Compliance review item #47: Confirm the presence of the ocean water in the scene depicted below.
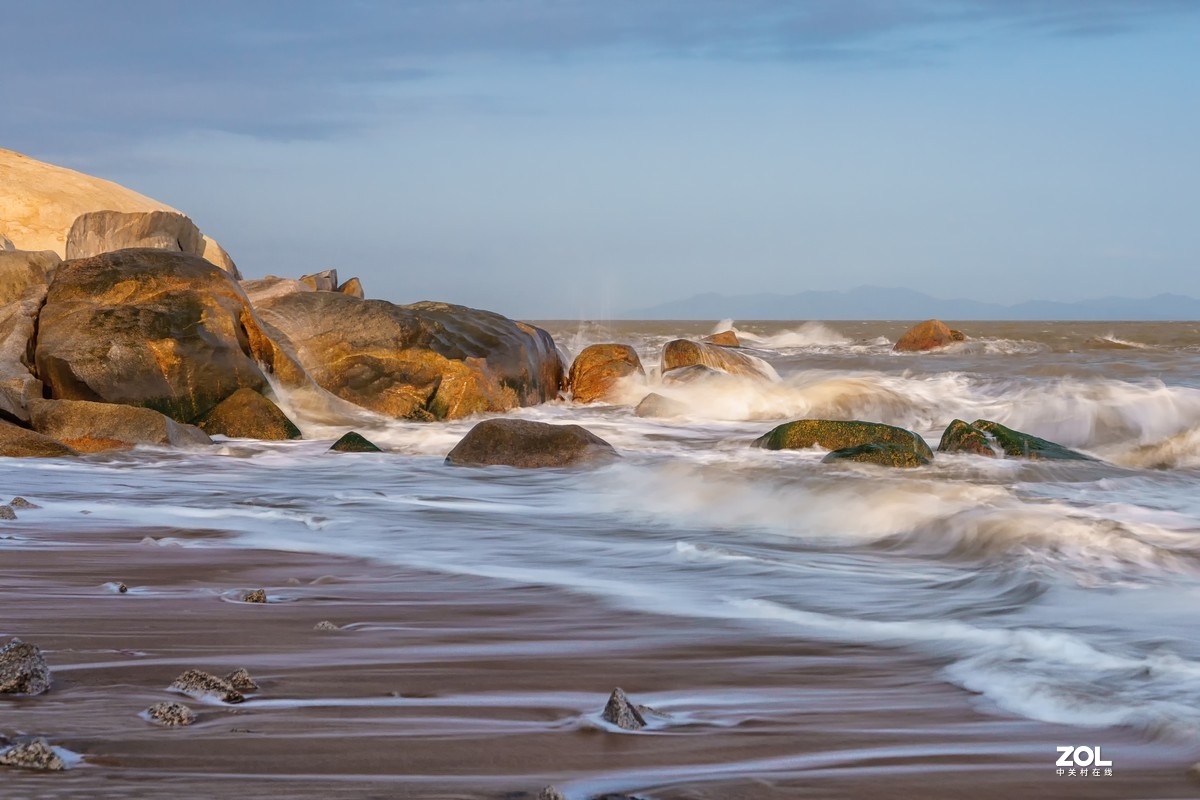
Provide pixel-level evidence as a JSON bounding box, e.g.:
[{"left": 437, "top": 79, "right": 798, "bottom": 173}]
[{"left": 8, "top": 319, "right": 1200, "bottom": 763}]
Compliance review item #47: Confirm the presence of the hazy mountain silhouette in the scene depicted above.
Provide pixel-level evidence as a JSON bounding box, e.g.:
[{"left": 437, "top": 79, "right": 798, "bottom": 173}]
[{"left": 624, "top": 286, "right": 1200, "bottom": 320}]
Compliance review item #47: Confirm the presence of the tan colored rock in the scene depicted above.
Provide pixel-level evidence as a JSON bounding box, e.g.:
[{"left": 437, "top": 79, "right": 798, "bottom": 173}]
[
  {"left": 241, "top": 277, "right": 314, "bottom": 306},
  {"left": 337, "top": 276, "right": 364, "bottom": 299},
  {"left": 568, "top": 344, "right": 644, "bottom": 404},
  {"left": 300, "top": 269, "right": 338, "bottom": 291},
  {"left": 195, "top": 388, "right": 301, "bottom": 440},
  {"left": 29, "top": 398, "right": 211, "bottom": 452},
  {"left": 701, "top": 330, "right": 740, "bottom": 347},
  {"left": 201, "top": 235, "right": 241, "bottom": 279},
  {"left": 0, "top": 234, "right": 14, "bottom": 251},
  {"left": 65, "top": 210, "right": 203, "bottom": 261},
  {"left": 634, "top": 392, "right": 687, "bottom": 419},
  {"left": 253, "top": 292, "right": 564, "bottom": 421},
  {"left": 893, "top": 319, "right": 964, "bottom": 352},
  {"left": 0, "top": 419, "right": 77, "bottom": 458},
  {"left": 0, "top": 283, "right": 47, "bottom": 423},
  {"left": 0, "top": 249, "right": 59, "bottom": 305},
  {"left": 660, "top": 339, "right": 776, "bottom": 381},
  {"left": 34, "top": 249, "right": 278, "bottom": 422}
]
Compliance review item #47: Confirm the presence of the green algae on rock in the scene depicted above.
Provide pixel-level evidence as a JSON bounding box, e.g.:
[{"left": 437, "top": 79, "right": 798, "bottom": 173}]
[
  {"left": 196, "top": 388, "right": 301, "bottom": 441},
  {"left": 753, "top": 419, "right": 933, "bottom": 460},
  {"left": 969, "top": 419, "right": 1095, "bottom": 461},
  {"left": 822, "top": 442, "right": 932, "bottom": 468},
  {"left": 937, "top": 419, "right": 998, "bottom": 457},
  {"left": 329, "top": 431, "right": 383, "bottom": 452}
]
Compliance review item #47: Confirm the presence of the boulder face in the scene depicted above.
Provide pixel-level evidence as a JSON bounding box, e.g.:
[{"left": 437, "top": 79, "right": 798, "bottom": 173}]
[
  {"left": 968, "top": 419, "right": 1094, "bottom": 461},
  {"left": 34, "top": 249, "right": 274, "bottom": 422},
  {"left": 65, "top": 210, "right": 203, "bottom": 261},
  {"left": 29, "top": 398, "right": 212, "bottom": 452},
  {"left": 568, "top": 344, "right": 644, "bottom": 404},
  {"left": 445, "top": 418, "right": 617, "bottom": 468},
  {"left": 337, "top": 277, "right": 364, "bottom": 299},
  {"left": 701, "top": 330, "right": 740, "bottom": 347},
  {"left": 0, "top": 249, "right": 59, "bottom": 305},
  {"left": 634, "top": 392, "right": 687, "bottom": 419},
  {"left": 300, "top": 269, "right": 338, "bottom": 291},
  {"left": 661, "top": 339, "right": 776, "bottom": 381},
  {"left": 893, "top": 319, "right": 965, "bottom": 352},
  {"left": 200, "top": 235, "right": 242, "bottom": 279},
  {"left": 822, "top": 442, "right": 931, "bottom": 468},
  {"left": 0, "top": 638, "right": 52, "bottom": 695},
  {"left": 0, "top": 419, "right": 77, "bottom": 458},
  {"left": 754, "top": 419, "right": 934, "bottom": 460},
  {"left": 253, "top": 292, "right": 564, "bottom": 421},
  {"left": 937, "top": 419, "right": 997, "bottom": 457},
  {"left": 0, "top": 284, "right": 47, "bottom": 424},
  {"left": 195, "top": 388, "right": 301, "bottom": 441}
]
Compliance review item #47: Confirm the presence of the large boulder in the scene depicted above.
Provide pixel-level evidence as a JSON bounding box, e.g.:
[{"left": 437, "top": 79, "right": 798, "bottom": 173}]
[
  {"left": 29, "top": 398, "right": 211, "bottom": 452},
  {"left": 0, "top": 638, "right": 52, "bottom": 695},
  {"left": 300, "top": 269, "right": 338, "bottom": 291},
  {"left": 937, "top": 419, "right": 997, "bottom": 457},
  {"left": 0, "top": 287, "right": 48, "bottom": 424},
  {"left": 568, "top": 344, "right": 644, "bottom": 404},
  {"left": 893, "top": 319, "right": 965, "bottom": 352},
  {"left": 337, "top": 277, "right": 364, "bottom": 299},
  {"left": 34, "top": 249, "right": 277, "bottom": 422},
  {"left": 966, "top": 419, "right": 1094, "bottom": 461},
  {"left": 240, "top": 277, "right": 314, "bottom": 306},
  {"left": 634, "top": 392, "right": 687, "bottom": 419},
  {"left": 0, "top": 420, "right": 77, "bottom": 458},
  {"left": 65, "top": 210, "right": 203, "bottom": 261},
  {"left": 754, "top": 419, "right": 933, "bottom": 460},
  {"left": 822, "top": 442, "right": 931, "bottom": 468},
  {"left": 445, "top": 418, "right": 617, "bottom": 468},
  {"left": 253, "top": 292, "right": 564, "bottom": 421},
  {"left": 661, "top": 339, "right": 776, "bottom": 381},
  {"left": 200, "top": 235, "right": 242, "bottom": 279},
  {"left": 701, "top": 330, "right": 740, "bottom": 347},
  {"left": 195, "top": 388, "right": 301, "bottom": 440},
  {"left": 0, "top": 249, "right": 59, "bottom": 305}
]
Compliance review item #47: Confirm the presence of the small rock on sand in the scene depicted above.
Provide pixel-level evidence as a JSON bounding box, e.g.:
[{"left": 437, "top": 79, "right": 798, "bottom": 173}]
[
  {"left": 9, "top": 497, "right": 39, "bottom": 509},
  {"left": 313, "top": 620, "right": 340, "bottom": 631},
  {"left": 242, "top": 589, "right": 267, "bottom": 603},
  {"left": 0, "top": 506, "right": 15, "bottom": 520},
  {"left": 0, "top": 638, "right": 52, "bottom": 695},
  {"left": 537, "top": 787, "right": 566, "bottom": 800},
  {"left": 224, "top": 668, "right": 258, "bottom": 691},
  {"left": 145, "top": 701, "right": 196, "bottom": 727},
  {"left": 0, "top": 738, "right": 66, "bottom": 771},
  {"left": 601, "top": 687, "right": 646, "bottom": 730},
  {"left": 169, "top": 669, "right": 244, "bottom": 704}
]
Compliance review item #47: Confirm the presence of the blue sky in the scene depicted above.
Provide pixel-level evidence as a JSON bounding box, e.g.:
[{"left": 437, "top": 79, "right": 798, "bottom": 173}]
[{"left": 4, "top": 1, "right": 1198, "bottom": 318}]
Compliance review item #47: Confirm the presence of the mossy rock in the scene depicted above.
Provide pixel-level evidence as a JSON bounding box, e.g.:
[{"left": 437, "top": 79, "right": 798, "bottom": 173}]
[
  {"left": 969, "top": 419, "right": 1094, "bottom": 461},
  {"left": 196, "top": 388, "right": 301, "bottom": 440},
  {"left": 329, "top": 431, "right": 382, "bottom": 452},
  {"left": 822, "top": 443, "right": 931, "bottom": 468},
  {"left": 937, "top": 419, "right": 997, "bottom": 457},
  {"left": 753, "top": 419, "right": 933, "bottom": 460}
]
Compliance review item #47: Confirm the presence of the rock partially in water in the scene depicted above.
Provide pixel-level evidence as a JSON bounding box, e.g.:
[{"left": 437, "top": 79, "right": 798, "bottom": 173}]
[
  {"left": 970, "top": 419, "right": 1095, "bottom": 461},
  {"left": 242, "top": 589, "right": 267, "bottom": 604},
  {"left": 446, "top": 419, "right": 618, "bottom": 469},
  {"left": 937, "top": 419, "right": 997, "bottom": 457},
  {"left": 568, "top": 344, "right": 644, "bottom": 404},
  {"left": 0, "top": 419, "right": 78, "bottom": 458},
  {"left": 754, "top": 419, "right": 933, "bottom": 460},
  {"left": 0, "top": 738, "right": 65, "bottom": 771},
  {"left": 634, "top": 393, "right": 687, "bottom": 419},
  {"left": 701, "top": 329, "right": 740, "bottom": 347},
  {"left": 117, "top": 582, "right": 129, "bottom": 594},
  {"left": 224, "top": 668, "right": 259, "bottom": 691},
  {"left": 661, "top": 339, "right": 775, "bottom": 381},
  {"left": 169, "top": 669, "right": 244, "bottom": 704},
  {"left": 0, "top": 638, "right": 52, "bottom": 695},
  {"left": 329, "top": 432, "right": 382, "bottom": 453},
  {"left": 893, "top": 319, "right": 964, "bottom": 352},
  {"left": 536, "top": 787, "right": 566, "bottom": 800},
  {"left": 601, "top": 687, "right": 646, "bottom": 731},
  {"left": 313, "top": 620, "right": 340, "bottom": 631},
  {"left": 0, "top": 505, "right": 14, "bottom": 520},
  {"left": 9, "top": 497, "right": 39, "bottom": 509},
  {"left": 29, "top": 398, "right": 212, "bottom": 453},
  {"left": 660, "top": 364, "right": 727, "bottom": 385},
  {"left": 145, "top": 701, "right": 196, "bottom": 727},
  {"left": 822, "top": 442, "right": 932, "bottom": 468},
  {"left": 196, "top": 388, "right": 301, "bottom": 441}
]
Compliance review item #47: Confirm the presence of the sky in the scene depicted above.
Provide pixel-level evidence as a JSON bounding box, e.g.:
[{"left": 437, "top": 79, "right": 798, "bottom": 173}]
[{"left": 3, "top": 1, "right": 1199, "bottom": 319}]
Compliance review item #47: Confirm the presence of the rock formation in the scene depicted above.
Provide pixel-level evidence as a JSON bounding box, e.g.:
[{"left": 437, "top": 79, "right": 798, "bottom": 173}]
[
  {"left": 568, "top": 344, "right": 644, "bottom": 404},
  {"left": 822, "top": 442, "right": 932, "bottom": 468},
  {"left": 195, "top": 388, "right": 301, "bottom": 440},
  {"left": 754, "top": 419, "right": 933, "bottom": 460},
  {"left": 446, "top": 418, "right": 617, "bottom": 468},
  {"left": 701, "top": 330, "right": 740, "bottom": 347},
  {"left": 661, "top": 339, "right": 775, "bottom": 381},
  {"left": 634, "top": 392, "right": 687, "bottom": 419},
  {"left": 0, "top": 421, "right": 77, "bottom": 458},
  {"left": 329, "top": 431, "right": 382, "bottom": 452},
  {"left": 893, "top": 319, "right": 966, "bottom": 352},
  {"left": 601, "top": 687, "right": 646, "bottom": 730},
  {"left": 0, "top": 738, "right": 65, "bottom": 771},
  {"left": 145, "top": 702, "right": 196, "bottom": 727},
  {"left": 169, "top": 669, "right": 245, "bottom": 704},
  {"left": 29, "top": 398, "right": 211, "bottom": 452},
  {"left": 0, "top": 638, "right": 52, "bottom": 695},
  {"left": 961, "top": 419, "right": 1093, "bottom": 461}
]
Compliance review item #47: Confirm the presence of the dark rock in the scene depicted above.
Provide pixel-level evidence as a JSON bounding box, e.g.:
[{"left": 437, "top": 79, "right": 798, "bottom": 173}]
[
  {"left": 337, "top": 277, "right": 364, "bottom": 299},
  {"left": 893, "top": 319, "right": 962, "bottom": 352},
  {"left": 29, "top": 398, "right": 211, "bottom": 453},
  {"left": 224, "top": 668, "right": 258, "bottom": 691},
  {"left": 969, "top": 419, "right": 1095, "bottom": 461},
  {"left": 145, "top": 701, "right": 196, "bottom": 727},
  {"left": 446, "top": 419, "right": 618, "bottom": 469},
  {"left": 754, "top": 419, "right": 933, "bottom": 460},
  {"left": 568, "top": 344, "right": 644, "bottom": 404},
  {"left": 0, "top": 420, "right": 76, "bottom": 458},
  {"left": 9, "top": 497, "right": 39, "bottom": 509},
  {"left": 822, "top": 443, "right": 932, "bottom": 468},
  {"left": 601, "top": 687, "right": 646, "bottom": 731},
  {"left": 65, "top": 210, "right": 204, "bottom": 261},
  {"left": 117, "top": 582, "right": 129, "bottom": 594},
  {"left": 253, "top": 292, "right": 565, "bottom": 421},
  {"left": 0, "top": 738, "right": 65, "bottom": 771},
  {"left": 0, "top": 638, "right": 52, "bottom": 695},
  {"left": 634, "top": 393, "right": 687, "bottom": 419},
  {"left": 329, "top": 431, "right": 382, "bottom": 453},
  {"left": 34, "top": 249, "right": 280, "bottom": 422},
  {"left": 661, "top": 339, "right": 775, "bottom": 380},
  {"left": 0, "top": 505, "right": 14, "bottom": 520},
  {"left": 937, "top": 419, "right": 997, "bottom": 457},
  {"left": 195, "top": 388, "right": 301, "bottom": 441},
  {"left": 701, "top": 330, "right": 740, "bottom": 347},
  {"left": 169, "top": 669, "right": 244, "bottom": 704},
  {"left": 243, "top": 589, "right": 267, "bottom": 603},
  {"left": 300, "top": 269, "right": 338, "bottom": 292}
]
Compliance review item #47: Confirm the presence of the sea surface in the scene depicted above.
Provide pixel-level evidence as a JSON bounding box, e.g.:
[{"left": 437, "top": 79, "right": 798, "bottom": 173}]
[{"left": 7, "top": 319, "right": 1200, "bottom": 794}]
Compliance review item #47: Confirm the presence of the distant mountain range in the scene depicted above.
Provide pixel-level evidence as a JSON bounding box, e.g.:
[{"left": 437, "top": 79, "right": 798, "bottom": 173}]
[{"left": 623, "top": 286, "right": 1200, "bottom": 321}]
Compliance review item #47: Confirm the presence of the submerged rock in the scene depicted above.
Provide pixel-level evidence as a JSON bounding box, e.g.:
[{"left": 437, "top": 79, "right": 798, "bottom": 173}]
[
  {"left": 145, "top": 701, "right": 196, "bottom": 727},
  {"left": 969, "top": 419, "right": 1094, "bottom": 461},
  {"left": 568, "top": 344, "right": 644, "bottom": 404},
  {"left": 822, "top": 443, "right": 932, "bottom": 468},
  {"left": 0, "top": 506, "right": 14, "bottom": 520},
  {"left": 0, "top": 738, "right": 65, "bottom": 771},
  {"left": 224, "top": 668, "right": 259, "bottom": 691},
  {"left": 754, "top": 419, "right": 933, "bottom": 460},
  {"left": 634, "top": 393, "right": 687, "bottom": 419},
  {"left": 937, "top": 419, "right": 997, "bottom": 457},
  {"left": 446, "top": 419, "right": 618, "bottom": 469},
  {"left": 169, "top": 669, "right": 244, "bottom": 704},
  {"left": 29, "top": 398, "right": 212, "bottom": 452},
  {"left": 601, "top": 687, "right": 646, "bottom": 731},
  {"left": 701, "top": 330, "right": 740, "bottom": 347},
  {"left": 893, "top": 319, "right": 964, "bottom": 352},
  {"left": 242, "top": 589, "right": 267, "bottom": 604},
  {"left": 0, "top": 638, "right": 52, "bottom": 695},
  {"left": 195, "top": 388, "right": 301, "bottom": 441},
  {"left": 661, "top": 339, "right": 775, "bottom": 381},
  {"left": 9, "top": 497, "right": 39, "bottom": 509},
  {"left": 313, "top": 620, "right": 340, "bottom": 631},
  {"left": 329, "top": 431, "right": 382, "bottom": 453}
]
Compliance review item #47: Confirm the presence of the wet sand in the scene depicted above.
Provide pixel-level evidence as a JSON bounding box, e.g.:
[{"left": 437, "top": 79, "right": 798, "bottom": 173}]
[{"left": 2, "top": 521, "right": 1197, "bottom": 799}]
